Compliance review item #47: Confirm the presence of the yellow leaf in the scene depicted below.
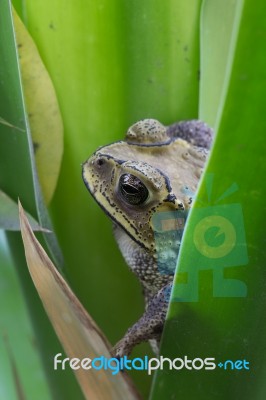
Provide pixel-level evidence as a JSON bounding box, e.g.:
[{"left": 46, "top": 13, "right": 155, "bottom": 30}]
[
  {"left": 13, "top": 9, "right": 63, "bottom": 205},
  {"left": 18, "top": 201, "right": 140, "bottom": 400}
]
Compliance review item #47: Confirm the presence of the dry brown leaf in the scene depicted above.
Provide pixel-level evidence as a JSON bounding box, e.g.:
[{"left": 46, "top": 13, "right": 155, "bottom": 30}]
[{"left": 19, "top": 200, "right": 140, "bottom": 400}]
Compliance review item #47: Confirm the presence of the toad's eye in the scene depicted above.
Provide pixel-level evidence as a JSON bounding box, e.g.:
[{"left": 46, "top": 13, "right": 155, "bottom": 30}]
[{"left": 119, "top": 174, "right": 149, "bottom": 205}]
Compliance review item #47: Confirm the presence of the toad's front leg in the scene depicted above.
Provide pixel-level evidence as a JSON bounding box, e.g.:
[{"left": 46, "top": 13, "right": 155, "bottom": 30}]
[{"left": 113, "top": 283, "right": 172, "bottom": 357}]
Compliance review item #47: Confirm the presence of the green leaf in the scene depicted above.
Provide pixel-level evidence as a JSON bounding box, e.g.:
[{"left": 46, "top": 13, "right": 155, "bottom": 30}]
[
  {"left": 0, "top": 190, "right": 49, "bottom": 231},
  {"left": 0, "top": 116, "right": 25, "bottom": 131},
  {"left": 0, "top": 232, "right": 52, "bottom": 400},
  {"left": 151, "top": 0, "right": 266, "bottom": 399},
  {"left": 199, "top": 0, "right": 241, "bottom": 127}
]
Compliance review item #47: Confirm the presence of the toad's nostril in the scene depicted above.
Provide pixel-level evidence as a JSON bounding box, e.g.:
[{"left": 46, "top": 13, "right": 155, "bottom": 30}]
[{"left": 97, "top": 158, "right": 105, "bottom": 166}]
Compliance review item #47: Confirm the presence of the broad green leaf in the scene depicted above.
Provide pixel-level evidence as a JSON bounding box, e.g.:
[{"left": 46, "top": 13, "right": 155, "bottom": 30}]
[
  {"left": 199, "top": 0, "right": 240, "bottom": 128},
  {"left": 19, "top": 201, "right": 140, "bottom": 400},
  {"left": 0, "top": 233, "right": 51, "bottom": 400},
  {"left": 151, "top": 0, "right": 266, "bottom": 399},
  {"left": 119, "top": 0, "right": 202, "bottom": 123},
  {"left": 0, "top": 190, "right": 49, "bottom": 231}
]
